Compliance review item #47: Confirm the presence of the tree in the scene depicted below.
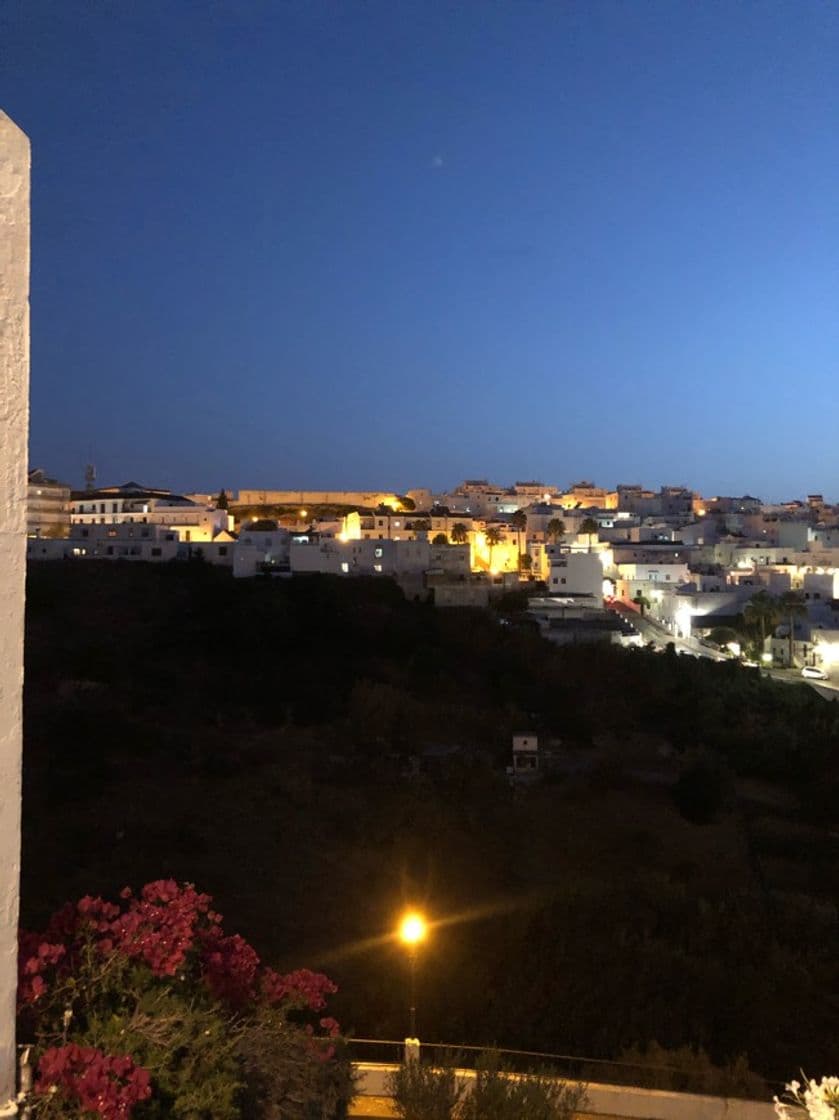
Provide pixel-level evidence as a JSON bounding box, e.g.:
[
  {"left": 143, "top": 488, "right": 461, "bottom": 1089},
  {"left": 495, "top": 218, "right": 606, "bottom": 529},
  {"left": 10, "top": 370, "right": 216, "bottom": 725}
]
[
  {"left": 546, "top": 518, "right": 566, "bottom": 545},
  {"left": 451, "top": 523, "right": 469, "bottom": 545},
  {"left": 632, "top": 591, "right": 651, "bottom": 617},
  {"left": 485, "top": 526, "right": 503, "bottom": 571},
  {"left": 741, "top": 590, "right": 779, "bottom": 660},
  {"left": 510, "top": 509, "right": 527, "bottom": 570},
  {"left": 216, "top": 490, "right": 229, "bottom": 510},
  {"left": 410, "top": 519, "right": 430, "bottom": 533},
  {"left": 580, "top": 516, "right": 598, "bottom": 551},
  {"left": 432, "top": 532, "right": 448, "bottom": 546},
  {"left": 778, "top": 590, "right": 807, "bottom": 668},
  {"left": 520, "top": 553, "right": 533, "bottom": 574}
]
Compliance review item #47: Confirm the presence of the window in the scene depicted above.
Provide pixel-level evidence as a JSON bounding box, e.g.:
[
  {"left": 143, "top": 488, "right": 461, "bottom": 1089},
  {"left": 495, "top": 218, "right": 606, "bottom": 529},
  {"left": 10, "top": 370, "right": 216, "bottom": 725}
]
[
  {"left": 219, "top": 546, "right": 227, "bottom": 556},
  {"left": 340, "top": 562, "right": 349, "bottom": 573},
  {"left": 151, "top": 547, "right": 161, "bottom": 557},
  {"left": 373, "top": 563, "right": 383, "bottom": 572},
  {"left": 374, "top": 547, "right": 383, "bottom": 557},
  {"left": 106, "top": 546, "right": 114, "bottom": 556}
]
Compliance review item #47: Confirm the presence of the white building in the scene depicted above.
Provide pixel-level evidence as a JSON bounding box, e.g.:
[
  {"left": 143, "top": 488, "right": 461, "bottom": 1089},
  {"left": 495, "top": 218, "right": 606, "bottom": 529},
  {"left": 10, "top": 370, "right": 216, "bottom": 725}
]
[
  {"left": 233, "top": 524, "right": 291, "bottom": 578},
  {"left": 547, "top": 551, "right": 605, "bottom": 602}
]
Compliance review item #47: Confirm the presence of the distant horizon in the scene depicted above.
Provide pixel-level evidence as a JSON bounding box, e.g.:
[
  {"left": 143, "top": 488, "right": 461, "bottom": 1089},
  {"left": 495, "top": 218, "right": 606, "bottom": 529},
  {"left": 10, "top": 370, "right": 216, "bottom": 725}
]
[{"left": 37, "top": 461, "right": 837, "bottom": 508}]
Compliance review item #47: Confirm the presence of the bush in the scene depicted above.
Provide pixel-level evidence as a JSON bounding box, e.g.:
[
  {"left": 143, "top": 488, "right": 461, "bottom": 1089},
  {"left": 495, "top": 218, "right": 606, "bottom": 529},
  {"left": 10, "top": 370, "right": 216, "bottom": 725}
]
[
  {"left": 460, "top": 1053, "right": 587, "bottom": 1120},
  {"left": 387, "top": 1053, "right": 586, "bottom": 1120},
  {"left": 18, "top": 880, "right": 354, "bottom": 1120},
  {"left": 673, "top": 756, "right": 730, "bottom": 824},
  {"left": 387, "top": 1059, "right": 464, "bottom": 1120}
]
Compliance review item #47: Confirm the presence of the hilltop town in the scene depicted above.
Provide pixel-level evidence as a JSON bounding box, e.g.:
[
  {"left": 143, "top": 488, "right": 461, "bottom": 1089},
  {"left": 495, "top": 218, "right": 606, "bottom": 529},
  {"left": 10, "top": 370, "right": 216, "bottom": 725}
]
[{"left": 26, "top": 472, "right": 839, "bottom": 677}]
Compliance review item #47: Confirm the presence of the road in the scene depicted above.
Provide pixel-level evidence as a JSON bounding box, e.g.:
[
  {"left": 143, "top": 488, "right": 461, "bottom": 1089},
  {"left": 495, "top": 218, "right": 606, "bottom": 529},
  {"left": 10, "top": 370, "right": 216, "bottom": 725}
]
[{"left": 610, "top": 603, "right": 839, "bottom": 700}]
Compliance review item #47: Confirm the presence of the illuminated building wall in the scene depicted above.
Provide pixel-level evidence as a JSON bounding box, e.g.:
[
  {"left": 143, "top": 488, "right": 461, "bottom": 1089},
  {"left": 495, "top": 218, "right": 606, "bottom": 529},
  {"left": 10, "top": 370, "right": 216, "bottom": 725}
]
[{"left": 237, "top": 490, "right": 403, "bottom": 510}]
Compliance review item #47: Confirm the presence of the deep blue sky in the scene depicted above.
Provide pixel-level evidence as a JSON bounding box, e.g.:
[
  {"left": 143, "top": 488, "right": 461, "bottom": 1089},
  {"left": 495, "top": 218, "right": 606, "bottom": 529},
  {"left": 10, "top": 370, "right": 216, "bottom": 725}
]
[{"left": 3, "top": 1, "right": 839, "bottom": 498}]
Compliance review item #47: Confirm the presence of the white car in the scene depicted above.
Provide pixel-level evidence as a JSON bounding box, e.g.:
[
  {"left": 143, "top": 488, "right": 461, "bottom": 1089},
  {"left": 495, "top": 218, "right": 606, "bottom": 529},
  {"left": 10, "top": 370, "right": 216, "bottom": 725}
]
[{"left": 801, "top": 666, "right": 829, "bottom": 680}]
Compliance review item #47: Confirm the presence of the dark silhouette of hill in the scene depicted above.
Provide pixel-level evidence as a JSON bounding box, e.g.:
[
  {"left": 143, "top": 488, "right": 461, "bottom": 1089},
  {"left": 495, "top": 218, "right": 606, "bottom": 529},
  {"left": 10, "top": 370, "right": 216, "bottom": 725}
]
[{"left": 21, "top": 563, "right": 839, "bottom": 1083}]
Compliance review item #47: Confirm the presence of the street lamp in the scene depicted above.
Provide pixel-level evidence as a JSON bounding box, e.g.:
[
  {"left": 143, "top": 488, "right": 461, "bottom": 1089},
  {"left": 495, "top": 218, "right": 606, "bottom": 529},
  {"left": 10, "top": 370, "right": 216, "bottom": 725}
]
[{"left": 398, "top": 911, "right": 427, "bottom": 1040}]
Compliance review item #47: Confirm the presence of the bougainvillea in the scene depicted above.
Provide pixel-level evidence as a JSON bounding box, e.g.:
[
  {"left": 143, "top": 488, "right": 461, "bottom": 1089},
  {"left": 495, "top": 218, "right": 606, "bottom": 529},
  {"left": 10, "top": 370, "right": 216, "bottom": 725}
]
[
  {"left": 18, "top": 881, "right": 353, "bottom": 1120},
  {"left": 36, "top": 1044, "right": 151, "bottom": 1119}
]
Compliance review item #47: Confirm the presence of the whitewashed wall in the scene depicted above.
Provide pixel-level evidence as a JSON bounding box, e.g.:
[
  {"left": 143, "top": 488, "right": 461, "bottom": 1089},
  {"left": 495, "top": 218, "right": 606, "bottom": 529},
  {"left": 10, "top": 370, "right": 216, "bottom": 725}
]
[{"left": 0, "top": 109, "right": 29, "bottom": 1115}]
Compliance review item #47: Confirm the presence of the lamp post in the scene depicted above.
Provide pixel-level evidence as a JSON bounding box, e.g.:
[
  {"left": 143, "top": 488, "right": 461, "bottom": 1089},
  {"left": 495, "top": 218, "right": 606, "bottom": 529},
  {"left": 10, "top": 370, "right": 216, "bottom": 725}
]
[{"left": 398, "top": 911, "right": 427, "bottom": 1040}]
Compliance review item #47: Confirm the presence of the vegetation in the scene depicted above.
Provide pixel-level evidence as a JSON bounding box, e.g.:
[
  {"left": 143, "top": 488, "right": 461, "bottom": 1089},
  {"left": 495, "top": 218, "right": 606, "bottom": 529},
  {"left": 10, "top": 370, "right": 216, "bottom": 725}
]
[
  {"left": 631, "top": 591, "right": 651, "bottom": 617},
  {"left": 21, "top": 564, "right": 839, "bottom": 1090},
  {"left": 18, "top": 879, "right": 352, "bottom": 1119},
  {"left": 484, "top": 526, "right": 502, "bottom": 569},
  {"left": 546, "top": 518, "right": 566, "bottom": 545},
  {"left": 510, "top": 510, "right": 527, "bottom": 570},
  {"left": 388, "top": 1053, "right": 585, "bottom": 1120},
  {"left": 579, "top": 517, "right": 598, "bottom": 551}
]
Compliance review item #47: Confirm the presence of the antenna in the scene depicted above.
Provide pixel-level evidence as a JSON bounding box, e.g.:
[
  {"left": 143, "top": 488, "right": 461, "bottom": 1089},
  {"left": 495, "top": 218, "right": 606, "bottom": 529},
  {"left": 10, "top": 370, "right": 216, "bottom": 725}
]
[{"left": 84, "top": 463, "right": 96, "bottom": 491}]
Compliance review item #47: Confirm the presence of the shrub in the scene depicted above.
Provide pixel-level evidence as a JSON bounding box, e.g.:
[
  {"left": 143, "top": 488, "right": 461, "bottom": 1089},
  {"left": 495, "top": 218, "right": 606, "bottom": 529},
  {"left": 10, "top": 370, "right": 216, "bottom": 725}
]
[
  {"left": 387, "top": 1052, "right": 586, "bottom": 1120},
  {"left": 460, "top": 1053, "right": 587, "bottom": 1120},
  {"left": 18, "top": 880, "right": 354, "bottom": 1120},
  {"left": 387, "top": 1059, "right": 465, "bottom": 1120}
]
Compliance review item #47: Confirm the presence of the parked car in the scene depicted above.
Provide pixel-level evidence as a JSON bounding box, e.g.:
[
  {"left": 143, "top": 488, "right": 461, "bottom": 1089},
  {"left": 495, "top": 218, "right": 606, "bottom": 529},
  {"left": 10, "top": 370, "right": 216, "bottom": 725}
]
[{"left": 801, "top": 666, "right": 829, "bottom": 680}]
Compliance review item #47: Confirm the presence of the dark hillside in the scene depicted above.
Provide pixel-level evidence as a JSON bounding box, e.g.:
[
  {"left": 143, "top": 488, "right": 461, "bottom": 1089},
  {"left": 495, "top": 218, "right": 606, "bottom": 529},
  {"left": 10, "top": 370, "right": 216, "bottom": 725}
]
[{"left": 22, "top": 563, "right": 839, "bottom": 1081}]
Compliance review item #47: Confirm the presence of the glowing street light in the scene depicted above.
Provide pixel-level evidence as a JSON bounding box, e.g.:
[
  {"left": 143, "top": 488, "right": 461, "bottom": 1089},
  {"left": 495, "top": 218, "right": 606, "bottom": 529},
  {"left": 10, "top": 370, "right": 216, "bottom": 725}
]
[{"left": 398, "top": 911, "right": 427, "bottom": 1039}]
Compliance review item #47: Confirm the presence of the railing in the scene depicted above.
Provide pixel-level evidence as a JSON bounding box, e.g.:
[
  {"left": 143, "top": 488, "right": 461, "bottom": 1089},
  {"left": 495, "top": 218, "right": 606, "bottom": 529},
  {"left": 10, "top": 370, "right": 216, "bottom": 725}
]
[{"left": 346, "top": 1039, "right": 781, "bottom": 1099}]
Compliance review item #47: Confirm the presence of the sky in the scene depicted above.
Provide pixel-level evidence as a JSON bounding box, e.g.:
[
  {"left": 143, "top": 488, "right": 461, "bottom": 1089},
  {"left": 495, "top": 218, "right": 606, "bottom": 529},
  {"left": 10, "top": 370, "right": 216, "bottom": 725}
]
[{"left": 2, "top": 1, "right": 839, "bottom": 499}]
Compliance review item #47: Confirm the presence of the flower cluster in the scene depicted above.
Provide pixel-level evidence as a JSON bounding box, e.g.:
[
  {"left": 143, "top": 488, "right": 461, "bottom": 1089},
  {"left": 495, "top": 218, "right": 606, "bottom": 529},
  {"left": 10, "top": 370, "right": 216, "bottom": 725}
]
[
  {"left": 776, "top": 1078, "right": 839, "bottom": 1120},
  {"left": 17, "top": 933, "right": 65, "bottom": 1006},
  {"left": 106, "top": 881, "right": 216, "bottom": 976},
  {"left": 36, "top": 1044, "right": 151, "bottom": 1120},
  {"left": 262, "top": 967, "right": 338, "bottom": 1012},
  {"left": 200, "top": 929, "right": 261, "bottom": 1009},
  {"left": 18, "top": 881, "right": 345, "bottom": 1119}
]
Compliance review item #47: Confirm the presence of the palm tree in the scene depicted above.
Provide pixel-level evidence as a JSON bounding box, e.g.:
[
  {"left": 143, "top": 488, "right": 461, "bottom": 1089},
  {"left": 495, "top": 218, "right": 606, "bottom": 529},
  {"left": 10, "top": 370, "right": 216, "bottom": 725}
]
[
  {"left": 510, "top": 509, "right": 527, "bottom": 570},
  {"left": 546, "top": 517, "right": 566, "bottom": 545},
  {"left": 632, "top": 591, "right": 651, "bottom": 617},
  {"left": 485, "top": 526, "right": 503, "bottom": 571},
  {"left": 580, "top": 516, "right": 599, "bottom": 552},
  {"left": 451, "top": 522, "right": 468, "bottom": 545},
  {"left": 778, "top": 590, "right": 807, "bottom": 668},
  {"left": 742, "top": 590, "right": 779, "bottom": 660},
  {"left": 432, "top": 532, "right": 448, "bottom": 546}
]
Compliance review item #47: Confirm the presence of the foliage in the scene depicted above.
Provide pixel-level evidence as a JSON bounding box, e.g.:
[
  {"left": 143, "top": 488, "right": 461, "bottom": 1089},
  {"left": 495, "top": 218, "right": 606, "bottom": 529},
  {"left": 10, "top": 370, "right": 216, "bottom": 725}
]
[
  {"left": 616, "top": 1041, "right": 767, "bottom": 1098},
  {"left": 579, "top": 517, "right": 598, "bottom": 549},
  {"left": 18, "top": 880, "right": 352, "bottom": 1120},
  {"left": 632, "top": 591, "right": 651, "bottom": 617},
  {"left": 22, "top": 565, "right": 839, "bottom": 1083},
  {"left": 673, "top": 755, "right": 731, "bottom": 824},
  {"left": 432, "top": 533, "right": 448, "bottom": 545},
  {"left": 388, "top": 1053, "right": 586, "bottom": 1120},
  {"left": 216, "top": 490, "right": 230, "bottom": 511},
  {"left": 546, "top": 518, "right": 566, "bottom": 543},
  {"left": 450, "top": 524, "right": 468, "bottom": 545},
  {"left": 459, "top": 1053, "right": 586, "bottom": 1120},
  {"left": 387, "top": 1060, "right": 465, "bottom": 1120}
]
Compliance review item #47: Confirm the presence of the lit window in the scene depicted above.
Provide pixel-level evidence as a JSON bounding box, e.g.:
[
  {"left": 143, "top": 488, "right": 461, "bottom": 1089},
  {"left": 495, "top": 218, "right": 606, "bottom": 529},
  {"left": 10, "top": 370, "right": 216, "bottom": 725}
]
[
  {"left": 374, "top": 564, "right": 383, "bottom": 572},
  {"left": 375, "top": 547, "right": 383, "bottom": 557},
  {"left": 341, "top": 562, "right": 349, "bottom": 573}
]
